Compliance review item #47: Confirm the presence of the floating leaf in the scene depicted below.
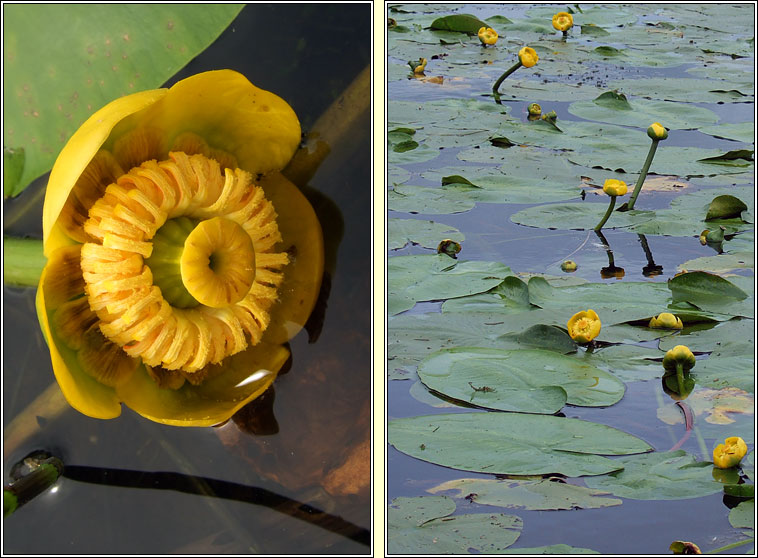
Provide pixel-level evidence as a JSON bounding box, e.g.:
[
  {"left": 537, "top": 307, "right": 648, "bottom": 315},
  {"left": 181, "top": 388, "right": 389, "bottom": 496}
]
[
  {"left": 698, "top": 150, "right": 754, "bottom": 166},
  {"left": 668, "top": 272, "right": 748, "bottom": 312},
  {"left": 389, "top": 412, "right": 653, "bottom": 477},
  {"left": 429, "top": 14, "right": 489, "bottom": 34},
  {"left": 441, "top": 174, "right": 479, "bottom": 187},
  {"left": 429, "top": 478, "right": 622, "bottom": 510},
  {"left": 728, "top": 499, "right": 755, "bottom": 529},
  {"left": 584, "top": 451, "right": 722, "bottom": 500},
  {"left": 388, "top": 254, "right": 511, "bottom": 315},
  {"left": 418, "top": 347, "right": 624, "bottom": 413},
  {"left": 3, "top": 4, "right": 244, "bottom": 197},
  {"left": 724, "top": 484, "right": 755, "bottom": 499},
  {"left": 389, "top": 218, "right": 464, "bottom": 250},
  {"left": 705, "top": 195, "right": 749, "bottom": 221},
  {"left": 388, "top": 184, "right": 476, "bottom": 215},
  {"left": 388, "top": 495, "right": 523, "bottom": 554}
]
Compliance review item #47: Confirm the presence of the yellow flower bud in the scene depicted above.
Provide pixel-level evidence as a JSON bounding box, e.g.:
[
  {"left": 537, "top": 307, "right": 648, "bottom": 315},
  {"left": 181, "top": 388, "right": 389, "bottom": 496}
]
[
  {"left": 478, "top": 26, "right": 498, "bottom": 46},
  {"left": 560, "top": 260, "right": 577, "bottom": 272},
  {"left": 552, "top": 12, "right": 574, "bottom": 32},
  {"left": 647, "top": 122, "right": 668, "bottom": 141},
  {"left": 649, "top": 312, "right": 683, "bottom": 330},
  {"left": 527, "top": 103, "right": 542, "bottom": 116},
  {"left": 437, "top": 239, "right": 462, "bottom": 258},
  {"left": 713, "top": 436, "right": 748, "bottom": 469},
  {"left": 408, "top": 58, "right": 427, "bottom": 74},
  {"left": 567, "top": 309, "right": 601, "bottom": 343},
  {"left": 662, "top": 345, "right": 696, "bottom": 375},
  {"left": 603, "top": 179, "right": 628, "bottom": 197},
  {"left": 518, "top": 46, "right": 539, "bottom": 68}
]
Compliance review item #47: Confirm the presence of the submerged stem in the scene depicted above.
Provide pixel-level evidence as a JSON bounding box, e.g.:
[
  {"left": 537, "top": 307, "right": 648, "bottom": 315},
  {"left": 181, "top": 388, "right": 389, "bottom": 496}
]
[
  {"left": 623, "top": 139, "right": 660, "bottom": 211},
  {"left": 3, "top": 237, "right": 45, "bottom": 287},
  {"left": 594, "top": 195, "right": 617, "bottom": 231},
  {"left": 705, "top": 538, "right": 755, "bottom": 554}
]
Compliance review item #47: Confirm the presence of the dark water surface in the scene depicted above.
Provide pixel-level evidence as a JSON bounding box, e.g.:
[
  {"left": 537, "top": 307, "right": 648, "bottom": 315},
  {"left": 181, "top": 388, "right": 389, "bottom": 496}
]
[{"left": 4, "top": 4, "right": 371, "bottom": 554}]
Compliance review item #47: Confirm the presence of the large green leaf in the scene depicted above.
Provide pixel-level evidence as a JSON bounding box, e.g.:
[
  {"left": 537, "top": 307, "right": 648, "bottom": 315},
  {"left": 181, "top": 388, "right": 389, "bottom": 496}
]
[
  {"left": 3, "top": 4, "right": 244, "bottom": 197},
  {"left": 389, "top": 412, "right": 653, "bottom": 477},
  {"left": 429, "top": 477, "right": 622, "bottom": 510},
  {"left": 501, "top": 545, "right": 600, "bottom": 555},
  {"left": 388, "top": 495, "right": 523, "bottom": 554},
  {"left": 418, "top": 348, "right": 625, "bottom": 412},
  {"left": 584, "top": 451, "right": 723, "bottom": 500},
  {"left": 659, "top": 319, "right": 754, "bottom": 353},
  {"left": 729, "top": 499, "right": 755, "bottom": 530},
  {"left": 388, "top": 254, "right": 511, "bottom": 315},
  {"left": 389, "top": 218, "right": 464, "bottom": 250},
  {"left": 667, "top": 271, "right": 749, "bottom": 316},
  {"left": 429, "top": 14, "right": 489, "bottom": 34}
]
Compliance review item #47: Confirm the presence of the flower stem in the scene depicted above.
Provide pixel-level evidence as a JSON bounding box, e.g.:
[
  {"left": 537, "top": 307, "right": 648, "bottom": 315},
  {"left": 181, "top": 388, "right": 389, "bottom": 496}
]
[
  {"left": 623, "top": 139, "right": 660, "bottom": 211},
  {"left": 492, "top": 60, "right": 523, "bottom": 98},
  {"left": 594, "top": 195, "right": 617, "bottom": 231},
  {"left": 3, "top": 237, "right": 45, "bottom": 287},
  {"left": 705, "top": 538, "right": 755, "bottom": 554}
]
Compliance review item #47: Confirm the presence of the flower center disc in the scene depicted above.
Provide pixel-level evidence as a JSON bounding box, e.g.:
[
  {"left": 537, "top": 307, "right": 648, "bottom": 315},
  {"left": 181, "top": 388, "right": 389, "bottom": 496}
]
[{"left": 180, "top": 216, "right": 256, "bottom": 308}]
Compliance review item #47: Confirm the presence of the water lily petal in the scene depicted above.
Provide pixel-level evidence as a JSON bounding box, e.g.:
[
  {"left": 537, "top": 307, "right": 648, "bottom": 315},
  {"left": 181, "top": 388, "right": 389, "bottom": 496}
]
[
  {"left": 121, "top": 70, "right": 301, "bottom": 177},
  {"left": 43, "top": 90, "right": 167, "bottom": 256},
  {"left": 36, "top": 245, "right": 123, "bottom": 418},
  {"left": 259, "top": 172, "right": 324, "bottom": 344},
  {"left": 116, "top": 341, "right": 289, "bottom": 426}
]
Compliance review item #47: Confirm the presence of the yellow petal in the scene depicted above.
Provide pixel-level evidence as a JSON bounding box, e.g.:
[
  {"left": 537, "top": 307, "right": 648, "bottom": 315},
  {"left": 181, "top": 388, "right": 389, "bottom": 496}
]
[
  {"left": 36, "top": 245, "right": 123, "bottom": 418},
  {"left": 258, "top": 172, "right": 324, "bottom": 344},
  {"left": 125, "top": 70, "right": 301, "bottom": 177},
  {"left": 116, "top": 341, "right": 289, "bottom": 426},
  {"left": 43, "top": 89, "right": 167, "bottom": 256}
]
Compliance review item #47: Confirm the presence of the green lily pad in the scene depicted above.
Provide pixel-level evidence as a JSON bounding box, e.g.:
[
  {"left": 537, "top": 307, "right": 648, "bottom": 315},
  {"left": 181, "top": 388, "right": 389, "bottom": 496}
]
[
  {"left": 729, "top": 499, "right": 755, "bottom": 529},
  {"left": 3, "top": 4, "right": 244, "bottom": 197},
  {"left": 668, "top": 271, "right": 749, "bottom": 317},
  {"left": 429, "top": 14, "right": 489, "bottom": 34},
  {"left": 705, "top": 195, "right": 750, "bottom": 221},
  {"left": 700, "top": 122, "right": 755, "bottom": 144},
  {"left": 606, "top": 77, "right": 753, "bottom": 104},
  {"left": 568, "top": 92, "right": 720, "bottom": 130},
  {"left": 659, "top": 319, "right": 754, "bottom": 353},
  {"left": 429, "top": 477, "right": 623, "bottom": 510},
  {"left": 388, "top": 184, "right": 476, "bottom": 215},
  {"left": 389, "top": 412, "right": 653, "bottom": 477},
  {"left": 501, "top": 544, "right": 600, "bottom": 554},
  {"left": 388, "top": 254, "right": 512, "bottom": 315},
  {"left": 418, "top": 347, "right": 625, "bottom": 413},
  {"left": 389, "top": 218, "right": 464, "bottom": 250},
  {"left": 511, "top": 202, "right": 655, "bottom": 232},
  {"left": 677, "top": 252, "right": 754, "bottom": 275},
  {"left": 584, "top": 451, "right": 723, "bottom": 500},
  {"left": 388, "top": 495, "right": 523, "bottom": 554}
]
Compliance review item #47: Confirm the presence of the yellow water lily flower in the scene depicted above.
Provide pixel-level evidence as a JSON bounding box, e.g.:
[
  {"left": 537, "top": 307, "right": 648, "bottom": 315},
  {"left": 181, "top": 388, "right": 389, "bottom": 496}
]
[
  {"left": 478, "top": 26, "right": 498, "bottom": 45},
  {"left": 518, "top": 46, "right": 539, "bottom": 68},
  {"left": 603, "top": 179, "right": 628, "bottom": 197},
  {"left": 567, "top": 309, "right": 601, "bottom": 343},
  {"left": 662, "top": 345, "right": 696, "bottom": 375},
  {"left": 552, "top": 12, "right": 574, "bottom": 32},
  {"left": 560, "top": 260, "right": 577, "bottom": 272},
  {"left": 527, "top": 103, "right": 542, "bottom": 116},
  {"left": 647, "top": 122, "right": 669, "bottom": 141},
  {"left": 37, "top": 70, "right": 324, "bottom": 426},
  {"left": 408, "top": 57, "right": 427, "bottom": 74},
  {"left": 713, "top": 436, "right": 748, "bottom": 469},
  {"left": 649, "top": 312, "right": 683, "bottom": 329}
]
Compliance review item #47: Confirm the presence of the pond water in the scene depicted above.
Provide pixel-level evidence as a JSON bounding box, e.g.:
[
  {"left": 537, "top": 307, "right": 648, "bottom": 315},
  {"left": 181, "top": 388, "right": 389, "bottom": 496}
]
[
  {"left": 387, "top": 3, "right": 754, "bottom": 555},
  {"left": 3, "top": 4, "right": 371, "bottom": 554}
]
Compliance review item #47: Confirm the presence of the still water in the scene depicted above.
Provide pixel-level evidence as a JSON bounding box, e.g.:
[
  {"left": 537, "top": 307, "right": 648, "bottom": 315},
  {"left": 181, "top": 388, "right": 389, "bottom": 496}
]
[
  {"left": 4, "top": 4, "right": 371, "bottom": 554},
  {"left": 387, "top": 3, "right": 754, "bottom": 555}
]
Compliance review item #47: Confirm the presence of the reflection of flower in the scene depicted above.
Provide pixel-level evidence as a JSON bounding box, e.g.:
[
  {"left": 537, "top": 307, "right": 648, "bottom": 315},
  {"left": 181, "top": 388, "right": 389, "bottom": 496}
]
[
  {"left": 713, "top": 436, "right": 748, "bottom": 469},
  {"left": 647, "top": 122, "right": 669, "bottom": 141},
  {"left": 552, "top": 12, "right": 574, "bottom": 32},
  {"left": 37, "top": 70, "right": 324, "bottom": 426},
  {"left": 518, "top": 46, "right": 539, "bottom": 68},
  {"left": 600, "top": 265, "right": 625, "bottom": 279},
  {"left": 649, "top": 312, "right": 683, "bottom": 329},
  {"left": 603, "top": 179, "right": 628, "bottom": 197},
  {"left": 567, "top": 309, "right": 601, "bottom": 343},
  {"left": 478, "top": 26, "right": 498, "bottom": 45}
]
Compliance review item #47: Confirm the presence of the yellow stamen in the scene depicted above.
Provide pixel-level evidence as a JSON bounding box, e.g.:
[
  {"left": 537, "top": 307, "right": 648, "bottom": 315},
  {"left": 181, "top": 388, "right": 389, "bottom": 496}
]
[{"left": 79, "top": 151, "right": 288, "bottom": 375}]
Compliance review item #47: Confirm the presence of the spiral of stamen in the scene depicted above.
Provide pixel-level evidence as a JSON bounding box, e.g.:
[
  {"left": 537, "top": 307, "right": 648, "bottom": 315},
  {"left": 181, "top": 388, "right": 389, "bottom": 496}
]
[{"left": 80, "top": 151, "right": 288, "bottom": 376}]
